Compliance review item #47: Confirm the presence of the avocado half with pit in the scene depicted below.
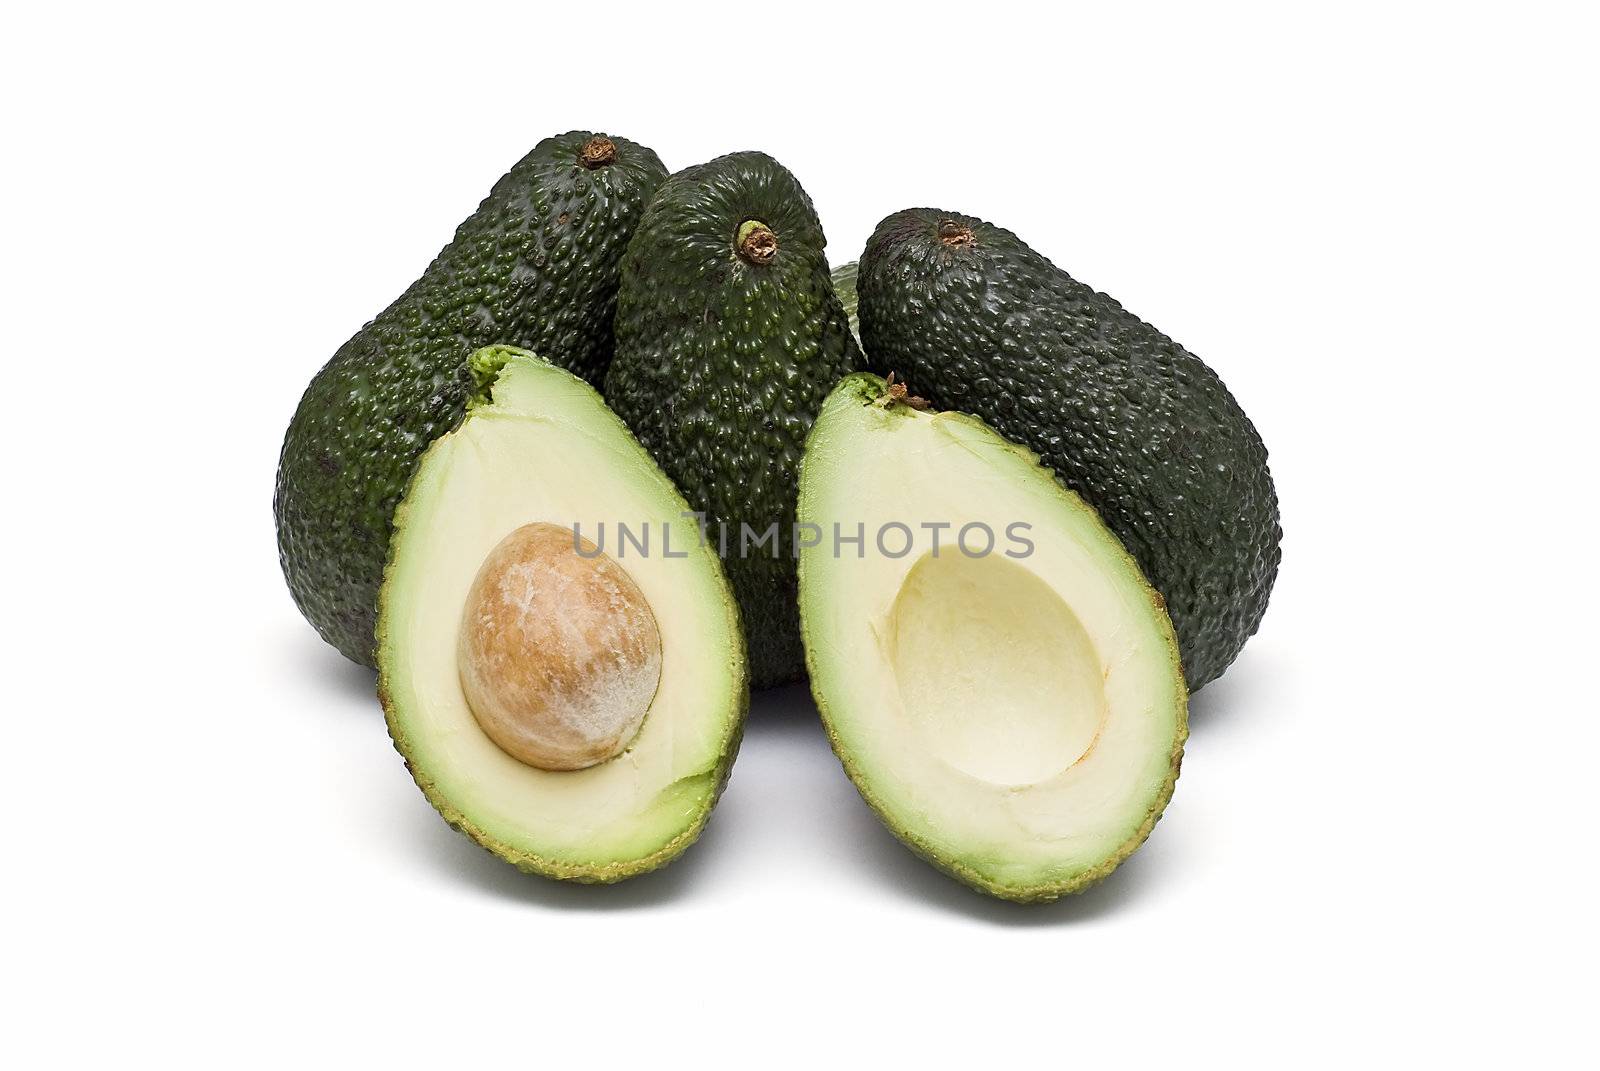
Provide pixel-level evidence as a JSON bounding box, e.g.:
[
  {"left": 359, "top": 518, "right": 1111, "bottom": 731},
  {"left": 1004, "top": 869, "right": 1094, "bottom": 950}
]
[
  {"left": 378, "top": 347, "right": 747, "bottom": 882},
  {"left": 797, "top": 374, "right": 1187, "bottom": 902}
]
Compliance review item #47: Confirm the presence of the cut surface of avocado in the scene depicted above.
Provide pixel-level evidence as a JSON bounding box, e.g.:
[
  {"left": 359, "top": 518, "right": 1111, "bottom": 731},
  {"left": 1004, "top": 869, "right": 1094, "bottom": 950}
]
[
  {"left": 378, "top": 347, "right": 746, "bottom": 882},
  {"left": 797, "top": 374, "right": 1187, "bottom": 902}
]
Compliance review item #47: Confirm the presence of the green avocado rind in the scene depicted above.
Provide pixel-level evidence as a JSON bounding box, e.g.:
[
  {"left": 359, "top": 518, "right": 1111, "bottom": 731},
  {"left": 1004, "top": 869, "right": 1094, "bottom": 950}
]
[
  {"left": 376, "top": 347, "right": 749, "bottom": 884},
  {"left": 855, "top": 209, "right": 1281, "bottom": 690},
  {"left": 797, "top": 374, "right": 1187, "bottom": 903},
  {"left": 605, "top": 151, "right": 862, "bottom": 688},
  {"left": 276, "top": 131, "right": 669, "bottom": 667}
]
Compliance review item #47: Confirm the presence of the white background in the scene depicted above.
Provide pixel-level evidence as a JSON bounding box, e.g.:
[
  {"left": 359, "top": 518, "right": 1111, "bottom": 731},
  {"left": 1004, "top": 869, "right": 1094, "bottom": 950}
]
[{"left": 4, "top": 2, "right": 1595, "bottom": 1065}]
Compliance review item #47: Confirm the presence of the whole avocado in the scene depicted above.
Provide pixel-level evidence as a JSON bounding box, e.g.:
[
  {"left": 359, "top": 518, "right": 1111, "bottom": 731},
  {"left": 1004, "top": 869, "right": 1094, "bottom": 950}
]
[
  {"left": 856, "top": 209, "right": 1280, "bottom": 689},
  {"left": 605, "top": 152, "right": 861, "bottom": 688},
  {"left": 276, "top": 131, "right": 669, "bottom": 666}
]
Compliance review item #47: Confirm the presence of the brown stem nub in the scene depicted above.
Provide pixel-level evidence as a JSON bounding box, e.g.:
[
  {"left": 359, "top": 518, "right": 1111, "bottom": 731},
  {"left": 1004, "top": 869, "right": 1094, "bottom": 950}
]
[
  {"left": 937, "top": 219, "right": 975, "bottom": 247},
  {"left": 578, "top": 136, "right": 617, "bottom": 169},
  {"left": 875, "top": 372, "right": 932, "bottom": 411},
  {"left": 736, "top": 220, "right": 779, "bottom": 264}
]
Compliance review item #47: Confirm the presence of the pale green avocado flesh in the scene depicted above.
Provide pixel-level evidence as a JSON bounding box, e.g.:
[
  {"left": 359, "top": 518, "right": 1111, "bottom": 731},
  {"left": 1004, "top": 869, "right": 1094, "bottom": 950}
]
[
  {"left": 378, "top": 348, "right": 747, "bottom": 882},
  {"left": 797, "top": 374, "right": 1187, "bottom": 902}
]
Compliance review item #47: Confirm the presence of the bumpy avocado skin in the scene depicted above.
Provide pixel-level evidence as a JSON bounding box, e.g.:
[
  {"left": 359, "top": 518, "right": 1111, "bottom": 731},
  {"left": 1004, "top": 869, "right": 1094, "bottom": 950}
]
[
  {"left": 605, "top": 152, "right": 861, "bottom": 688},
  {"left": 275, "top": 132, "right": 668, "bottom": 666},
  {"left": 856, "top": 209, "right": 1280, "bottom": 690}
]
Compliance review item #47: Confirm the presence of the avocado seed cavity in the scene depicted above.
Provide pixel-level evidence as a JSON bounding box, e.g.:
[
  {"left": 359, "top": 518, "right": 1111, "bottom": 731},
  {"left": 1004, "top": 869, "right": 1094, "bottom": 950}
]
[{"left": 457, "top": 523, "right": 663, "bottom": 771}]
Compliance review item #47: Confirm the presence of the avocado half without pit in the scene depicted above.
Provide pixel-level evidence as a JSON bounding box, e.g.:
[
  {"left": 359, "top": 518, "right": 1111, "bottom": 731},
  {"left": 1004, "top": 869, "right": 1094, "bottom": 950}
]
[
  {"left": 797, "top": 374, "right": 1188, "bottom": 902},
  {"left": 378, "top": 347, "right": 747, "bottom": 882}
]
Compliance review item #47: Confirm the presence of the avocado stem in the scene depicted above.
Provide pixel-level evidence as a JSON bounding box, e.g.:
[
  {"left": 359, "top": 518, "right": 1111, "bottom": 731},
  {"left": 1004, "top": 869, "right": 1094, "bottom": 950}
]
[
  {"left": 736, "top": 220, "right": 779, "bottom": 264},
  {"left": 578, "top": 136, "right": 617, "bottom": 169},
  {"left": 467, "top": 346, "right": 517, "bottom": 409},
  {"left": 873, "top": 372, "right": 931, "bottom": 411},
  {"left": 937, "top": 219, "right": 975, "bottom": 247}
]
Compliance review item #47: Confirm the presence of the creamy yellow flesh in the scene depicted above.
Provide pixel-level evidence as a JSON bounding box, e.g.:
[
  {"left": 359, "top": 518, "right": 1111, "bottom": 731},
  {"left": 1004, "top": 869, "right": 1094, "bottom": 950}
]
[
  {"left": 380, "top": 357, "right": 742, "bottom": 869},
  {"left": 889, "top": 551, "right": 1108, "bottom": 786},
  {"left": 799, "top": 393, "right": 1185, "bottom": 889}
]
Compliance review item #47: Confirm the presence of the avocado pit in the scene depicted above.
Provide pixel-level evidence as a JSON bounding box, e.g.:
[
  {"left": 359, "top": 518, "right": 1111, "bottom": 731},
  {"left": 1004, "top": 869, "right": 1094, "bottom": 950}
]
[{"left": 457, "top": 522, "right": 662, "bottom": 771}]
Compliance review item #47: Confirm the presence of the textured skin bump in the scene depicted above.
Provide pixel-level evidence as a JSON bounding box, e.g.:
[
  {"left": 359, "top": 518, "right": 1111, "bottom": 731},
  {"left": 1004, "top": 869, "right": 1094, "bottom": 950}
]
[
  {"left": 856, "top": 209, "right": 1281, "bottom": 690},
  {"left": 275, "top": 132, "right": 668, "bottom": 665},
  {"left": 605, "top": 152, "right": 861, "bottom": 688}
]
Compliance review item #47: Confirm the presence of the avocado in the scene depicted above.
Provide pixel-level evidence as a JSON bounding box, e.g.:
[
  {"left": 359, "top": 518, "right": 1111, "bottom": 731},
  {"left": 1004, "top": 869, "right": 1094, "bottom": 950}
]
[
  {"left": 605, "top": 152, "right": 861, "bottom": 688},
  {"left": 276, "top": 131, "right": 669, "bottom": 666},
  {"left": 855, "top": 209, "right": 1280, "bottom": 689},
  {"left": 797, "top": 374, "right": 1187, "bottom": 902},
  {"left": 379, "top": 347, "right": 746, "bottom": 882}
]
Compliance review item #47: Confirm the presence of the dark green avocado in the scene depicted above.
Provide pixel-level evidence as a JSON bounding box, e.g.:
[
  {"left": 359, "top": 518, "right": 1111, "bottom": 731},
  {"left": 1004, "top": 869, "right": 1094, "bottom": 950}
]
[
  {"left": 275, "top": 131, "right": 668, "bottom": 666},
  {"left": 855, "top": 209, "right": 1280, "bottom": 689},
  {"left": 604, "top": 152, "right": 861, "bottom": 688}
]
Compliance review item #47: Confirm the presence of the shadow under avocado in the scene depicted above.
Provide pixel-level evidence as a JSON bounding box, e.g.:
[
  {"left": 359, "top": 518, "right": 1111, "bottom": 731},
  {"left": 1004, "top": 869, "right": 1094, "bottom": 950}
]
[
  {"left": 290, "top": 628, "right": 379, "bottom": 706},
  {"left": 1186, "top": 649, "right": 1277, "bottom": 734}
]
